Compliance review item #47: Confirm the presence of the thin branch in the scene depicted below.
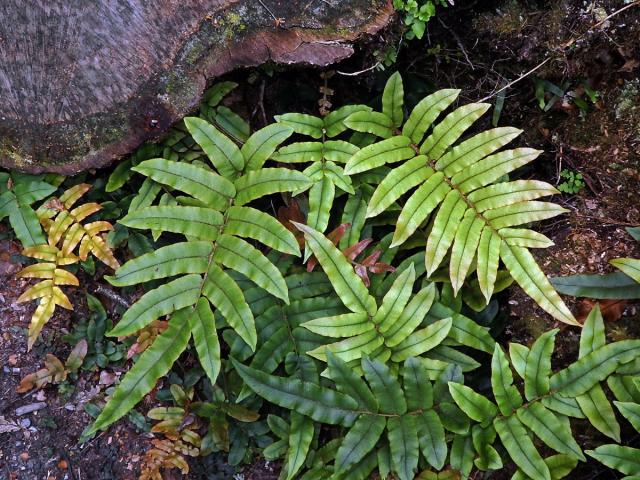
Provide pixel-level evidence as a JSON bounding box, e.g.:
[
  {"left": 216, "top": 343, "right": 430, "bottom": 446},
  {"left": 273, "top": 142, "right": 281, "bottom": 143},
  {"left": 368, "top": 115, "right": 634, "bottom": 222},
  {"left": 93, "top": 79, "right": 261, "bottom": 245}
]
[
  {"left": 478, "top": 57, "right": 552, "bottom": 102},
  {"left": 257, "top": 0, "right": 279, "bottom": 24},
  {"left": 336, "top": 61, "right": 381, "bottom": 76},
  {"left": 91, "top": 284, "right": 131, "bottom": 308},
  {"left": 563, "top": 0, "right": 640, "bottom": 48},
  {"left": 478, "top": 1, "right": 639, "bottom": 102},
  {"left": 438, "top": 17, "right": 475, "bottom": 70}
]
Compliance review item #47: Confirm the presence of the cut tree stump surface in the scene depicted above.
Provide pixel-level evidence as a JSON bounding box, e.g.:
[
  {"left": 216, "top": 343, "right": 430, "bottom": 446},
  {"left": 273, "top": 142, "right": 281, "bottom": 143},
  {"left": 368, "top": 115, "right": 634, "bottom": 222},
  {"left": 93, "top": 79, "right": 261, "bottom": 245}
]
[{"left": 0, "top": 0, "right": 393, "bottom": 174}]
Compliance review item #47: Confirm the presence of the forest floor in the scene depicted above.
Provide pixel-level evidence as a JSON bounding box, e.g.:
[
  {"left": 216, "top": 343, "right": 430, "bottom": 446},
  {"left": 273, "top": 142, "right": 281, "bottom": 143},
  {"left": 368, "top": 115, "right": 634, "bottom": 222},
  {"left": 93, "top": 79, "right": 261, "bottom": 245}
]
[{"left": 1, "top": 0, "right": 639, "bottom": 478}]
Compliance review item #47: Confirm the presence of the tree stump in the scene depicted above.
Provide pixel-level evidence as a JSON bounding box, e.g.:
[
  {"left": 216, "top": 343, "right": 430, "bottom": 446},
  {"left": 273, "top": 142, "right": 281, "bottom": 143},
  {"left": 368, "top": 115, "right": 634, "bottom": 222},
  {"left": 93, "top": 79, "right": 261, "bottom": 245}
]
[{"left": 0, "top": 0, "right": 393, "bottom": 174}]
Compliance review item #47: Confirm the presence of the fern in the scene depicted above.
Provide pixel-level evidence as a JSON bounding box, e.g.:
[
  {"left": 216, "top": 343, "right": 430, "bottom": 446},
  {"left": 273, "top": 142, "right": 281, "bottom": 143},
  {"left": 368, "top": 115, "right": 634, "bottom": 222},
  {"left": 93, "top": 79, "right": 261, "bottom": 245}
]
[
  {"left": 235, "top": 354, "right": 455, "bottom": 480},
  {"left": 237, "top": 305, "right": 640, "bottom": 479},
  {"left": 200, "top": 81, "right": 250, "bottom": 142},
  {"left": 344, "top": 72, "right": 577, "bottom": 325},
  {"left": 295, "top": 224, "right": 495, "bottom": 370},
  {"left": 16, "top": 245, "right": 79, "bottom": 349},
  {"left": 16, "top": 184, "right": 119, "bottom": 349},
  {"left": 106, "top": 82, "right": 249, "bottom": 194},
  {"left": 86, "top": 116, "right": 311, "bottom": 435},
  {"left": 0, "top": 172, "right": 58, "bottom": 246},
  {"left": 37, "top": 183, "right": 120, "bottom": 269},
  {"left": 274, "top": 105, "right": 369, "bottom": 256},
  {"left": 448, "top": 305, "right": 640, "bottom": 479},
  {"left": 140, "top": 385, "right": 203, "bottom": 479}
]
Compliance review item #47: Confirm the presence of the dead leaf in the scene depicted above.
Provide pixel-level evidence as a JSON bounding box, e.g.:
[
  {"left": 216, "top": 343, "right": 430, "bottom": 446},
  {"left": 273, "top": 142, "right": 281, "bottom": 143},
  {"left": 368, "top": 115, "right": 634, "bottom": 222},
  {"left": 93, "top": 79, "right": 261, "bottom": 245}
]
[
  {"left": 619, "top": 59, "right": 639, "bottom": 72},
  {"left": 99, "top": 370, "right": 117, "bottom": 386},
  {"left": 306, "top": 223, "right": 350, "bottom": 272},
  {"left": 0, "top": 416, "right": 20, "bottom": 434},
  {"left": 276, "top": 199, "right": 306, "bottom": 248},
  {"left": 576, "top": 299, "right": 628, "bottom": 323}
]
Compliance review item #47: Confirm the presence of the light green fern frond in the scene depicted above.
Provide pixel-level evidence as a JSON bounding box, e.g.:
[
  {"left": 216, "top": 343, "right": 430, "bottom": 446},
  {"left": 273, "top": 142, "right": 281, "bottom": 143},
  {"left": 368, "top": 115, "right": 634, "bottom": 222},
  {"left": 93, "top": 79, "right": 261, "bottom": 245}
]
[{"left": 344, "top": 72, "right": 577, "bottom": 325}]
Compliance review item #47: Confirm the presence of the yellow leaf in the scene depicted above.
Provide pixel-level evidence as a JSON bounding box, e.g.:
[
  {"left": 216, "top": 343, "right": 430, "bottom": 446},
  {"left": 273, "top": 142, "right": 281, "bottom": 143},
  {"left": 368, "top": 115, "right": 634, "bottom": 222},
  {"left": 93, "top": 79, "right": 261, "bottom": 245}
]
[
  {"left": 84, "top": 220, "right": 113, "bottom": 236},
  {"left": 90, "top": 235, "right": 120, "bottom": 269},
  {"left": 48, "top": 212, "right": 74, "bottom": 246},
  {"left": 56, "top": 252, "right": 79, "bottom": 266},
  {"left": 59, "top": 183, "right": 91, "bottom": 209},
  {"left": 18, "top": 280, "right": 53, "bottom": 302},
  {"left": 79, "top": 235, "right": 91, "bottom": 261},
  {"left": 22, "top": 245, "right": 58, "bottom": 262},
  {"left": 17, "top": 263, "right": 56, "bottom": 279},
  {"left": 28, "top": 297, "right": 56, "bottom": 350},
  {"left": 60, "top": 223, "right": 86, "bottom": 255},
  {"left": 53, "top": 268, "right": 79, "bottom": 286},
  {"left": 70, "top": 202, "right": 101, "bottom": 222},
  {"left": 52, "top": 287, "right": 73, "bottom": 310}
]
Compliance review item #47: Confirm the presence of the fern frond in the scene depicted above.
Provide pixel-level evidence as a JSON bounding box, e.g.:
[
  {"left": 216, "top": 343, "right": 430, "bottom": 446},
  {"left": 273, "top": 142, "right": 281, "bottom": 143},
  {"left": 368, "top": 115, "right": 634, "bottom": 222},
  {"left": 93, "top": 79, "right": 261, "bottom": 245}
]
[
  {"left": 274, "top": 106, "right": 368, "bottom": 251},
  {"left": 349, "top": 73, "right": 576, "bottom": 325},
  {"left": 441, "top": 305, "right": 640, "bottom": 480},
  {"left": 295, "top": 224, "right": 492, "bottom": 370},
  {"left": 91, "top": 116, "right": 307, "bottom": 434}
]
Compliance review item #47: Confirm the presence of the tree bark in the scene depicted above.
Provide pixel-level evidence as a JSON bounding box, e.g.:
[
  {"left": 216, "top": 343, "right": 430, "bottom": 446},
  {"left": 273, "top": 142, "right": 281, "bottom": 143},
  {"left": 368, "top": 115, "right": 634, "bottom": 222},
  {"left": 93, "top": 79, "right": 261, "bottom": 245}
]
[{"left": 0, "top": 0, "right": 393, "bottom": 174}]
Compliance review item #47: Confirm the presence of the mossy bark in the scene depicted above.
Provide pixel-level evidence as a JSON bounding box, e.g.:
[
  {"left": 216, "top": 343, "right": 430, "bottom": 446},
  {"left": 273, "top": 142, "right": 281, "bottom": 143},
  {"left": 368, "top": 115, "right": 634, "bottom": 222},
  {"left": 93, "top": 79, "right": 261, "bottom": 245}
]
[{"left": 0, "top": 0, "right": 393, "bottom": 174}]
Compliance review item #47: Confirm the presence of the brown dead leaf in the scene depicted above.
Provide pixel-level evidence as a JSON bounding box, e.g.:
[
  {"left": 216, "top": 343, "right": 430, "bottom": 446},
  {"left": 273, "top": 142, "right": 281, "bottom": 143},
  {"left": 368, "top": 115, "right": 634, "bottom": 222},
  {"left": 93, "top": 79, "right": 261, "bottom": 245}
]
[
  {"left": 277, "top": 199, "right": 306, "bottom": 249},
  {"left": 0, "top": 416, "right": 20, "bottom": 434},
  {"left": 619, "top": 59, "right": 639, "bottom": 72},
  {"left": 576, "top": 299, "right": 628, "bottom": 323}
]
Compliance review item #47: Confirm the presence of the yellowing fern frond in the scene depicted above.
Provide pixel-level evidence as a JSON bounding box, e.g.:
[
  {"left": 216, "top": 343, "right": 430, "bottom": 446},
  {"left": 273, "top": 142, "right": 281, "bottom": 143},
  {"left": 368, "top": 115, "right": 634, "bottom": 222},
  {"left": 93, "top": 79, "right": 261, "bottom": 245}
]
[
  {"left": 39, "top": 184, "right": 119, "bottom": 269},
  {"left": 16, "top": 184, "right": 119, "bottom": 349},
  {"left": 17, "top": 245, "right": 79, "bottom": 349}
]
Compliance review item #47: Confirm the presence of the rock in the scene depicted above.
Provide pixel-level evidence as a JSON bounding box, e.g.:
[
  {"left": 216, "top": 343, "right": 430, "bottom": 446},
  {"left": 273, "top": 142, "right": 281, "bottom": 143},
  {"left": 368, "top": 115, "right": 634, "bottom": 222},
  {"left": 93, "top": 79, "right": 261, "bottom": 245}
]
[
  {"left": 0, "top": 1, "right": 393, "bottom": 174},
  {"left": 15, "top": 402, "right": 47, "bottom": 416}
]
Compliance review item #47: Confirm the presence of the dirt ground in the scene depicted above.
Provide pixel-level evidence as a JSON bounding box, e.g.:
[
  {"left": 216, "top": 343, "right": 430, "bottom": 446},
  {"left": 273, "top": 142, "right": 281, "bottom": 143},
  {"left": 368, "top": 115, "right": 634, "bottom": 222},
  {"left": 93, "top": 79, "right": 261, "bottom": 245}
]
[{"left": 1, "top": 1, "right": 639, "bottom": 478}]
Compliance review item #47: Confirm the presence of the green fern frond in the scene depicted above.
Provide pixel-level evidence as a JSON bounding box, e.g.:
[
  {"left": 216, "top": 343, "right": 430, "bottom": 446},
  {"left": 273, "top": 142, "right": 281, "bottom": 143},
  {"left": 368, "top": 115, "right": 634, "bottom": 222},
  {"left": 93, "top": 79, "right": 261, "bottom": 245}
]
[
  {"left": 446, "top": 305, "right": 640, "bottom": 479},
  {"left": 344, "top": 72, "right": 576, "bottom": 325},
  {"left": 88, "top": 117, "right": 311, "bottom": 435},
  {"left": 294, "top": 224, "right": 494, "bottom": 371},
  {"left": 274, "top": 106, "right": 368, "bottom": 257}
]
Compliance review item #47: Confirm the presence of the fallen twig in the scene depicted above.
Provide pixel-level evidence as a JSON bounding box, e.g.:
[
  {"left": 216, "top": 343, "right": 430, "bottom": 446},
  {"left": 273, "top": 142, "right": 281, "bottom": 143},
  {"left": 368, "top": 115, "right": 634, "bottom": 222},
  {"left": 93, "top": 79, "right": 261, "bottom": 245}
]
[
  {"left": 15, "top": 402, "right": 47, "bottom": 416},
  {"left": 91, "top": 284, "right": 131, "bottom": 308}
]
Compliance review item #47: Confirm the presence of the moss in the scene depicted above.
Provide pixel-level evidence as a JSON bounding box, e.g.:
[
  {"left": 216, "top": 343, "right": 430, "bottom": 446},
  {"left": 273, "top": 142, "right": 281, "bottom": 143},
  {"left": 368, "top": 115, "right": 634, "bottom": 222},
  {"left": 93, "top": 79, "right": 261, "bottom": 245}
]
[
  {"left": 473, "top": 0, "right": 526, "bottom": 36},
  {"left": 615, "top": 80, "right": 640, "bottom": 139},
  {"left": 223, "top": 9, "right": 247, "bottom": 39},
  {"left": 0, "top": 143, "right": 33, "bottom": 169}
]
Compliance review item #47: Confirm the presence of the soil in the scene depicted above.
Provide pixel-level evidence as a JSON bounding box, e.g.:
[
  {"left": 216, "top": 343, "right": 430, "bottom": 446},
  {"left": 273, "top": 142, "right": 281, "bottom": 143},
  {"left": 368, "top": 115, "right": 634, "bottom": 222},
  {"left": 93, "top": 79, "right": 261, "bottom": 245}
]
[
  {"left": 1, "top": 0, "right": 639, "bottom": 478},
  {"left": 0, "top": 229, "right": 148, "bottom": 480}
]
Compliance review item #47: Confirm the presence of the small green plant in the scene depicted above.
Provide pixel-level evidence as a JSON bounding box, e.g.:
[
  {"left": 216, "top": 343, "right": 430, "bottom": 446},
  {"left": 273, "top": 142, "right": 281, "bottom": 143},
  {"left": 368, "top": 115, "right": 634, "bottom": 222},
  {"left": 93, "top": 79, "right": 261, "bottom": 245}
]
[
  {"left": 557, "top": 169, "right": 585, "bottom": 194},
  {"left": 393, "top": 0, "right": 449, "bottom": 39},
  {"left": 63, "top": 294, "right": 126, "bottom": 370},
  {"left": 534, "top": 78, "right": 600, "bottom": 117},
  {"left": 0, "top": 172, "right": 59, "bottom": 246},
  {"left": 373, "top": 45, "right": 399, "bottom": 70}
]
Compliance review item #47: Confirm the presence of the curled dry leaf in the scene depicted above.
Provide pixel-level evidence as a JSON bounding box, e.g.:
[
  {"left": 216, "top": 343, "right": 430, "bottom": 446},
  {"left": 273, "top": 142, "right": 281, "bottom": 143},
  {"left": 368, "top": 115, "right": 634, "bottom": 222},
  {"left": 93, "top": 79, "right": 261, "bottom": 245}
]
[
  {"left": 577, "top": 299, "right": 628, "bottom": 323},
  {"left": 0, "top": 416, "right": 20, "bottom": 434}
]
